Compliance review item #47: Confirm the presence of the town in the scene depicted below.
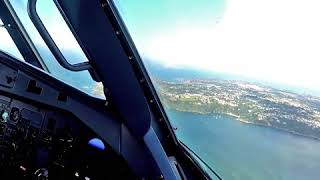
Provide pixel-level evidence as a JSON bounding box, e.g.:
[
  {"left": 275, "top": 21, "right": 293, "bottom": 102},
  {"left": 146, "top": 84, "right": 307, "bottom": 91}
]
[{"left": 157, "top": 79, "right": 320, "bottom": 139}]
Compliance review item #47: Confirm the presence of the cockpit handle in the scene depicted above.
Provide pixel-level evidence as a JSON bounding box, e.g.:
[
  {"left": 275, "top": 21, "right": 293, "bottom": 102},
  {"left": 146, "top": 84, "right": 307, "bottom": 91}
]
[{"left": 27, "top": 0, "right": 91, "bottom": 71}]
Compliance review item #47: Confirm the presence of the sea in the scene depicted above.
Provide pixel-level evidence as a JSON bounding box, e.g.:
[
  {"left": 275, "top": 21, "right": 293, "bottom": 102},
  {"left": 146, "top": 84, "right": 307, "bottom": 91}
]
[
  {"left": 36, "top": 48, "right": 320, "bottom": 180},
  {"left": 143, "top": 61, "right": 320, "bottom": 180},
  {"left": 167, "top": 110, "right": 320, "bottom": 180}
]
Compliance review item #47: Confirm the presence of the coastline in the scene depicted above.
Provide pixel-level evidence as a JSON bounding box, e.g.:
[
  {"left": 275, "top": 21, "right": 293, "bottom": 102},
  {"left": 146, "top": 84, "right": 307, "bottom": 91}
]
[{"left": 168, "top": 108, "right": 320, "bottom": 141}]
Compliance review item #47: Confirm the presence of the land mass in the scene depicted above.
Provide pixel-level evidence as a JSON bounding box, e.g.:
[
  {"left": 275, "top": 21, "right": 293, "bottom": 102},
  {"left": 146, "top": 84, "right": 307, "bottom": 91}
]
[{"left": 156, "top": 79, "right": 320, "bottom": 139}]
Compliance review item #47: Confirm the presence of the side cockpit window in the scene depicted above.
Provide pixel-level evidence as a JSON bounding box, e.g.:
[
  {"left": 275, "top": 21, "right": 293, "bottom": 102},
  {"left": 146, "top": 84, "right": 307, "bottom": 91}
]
[{"left": 8, "top": 0, "right": 104, "bottom": 98}]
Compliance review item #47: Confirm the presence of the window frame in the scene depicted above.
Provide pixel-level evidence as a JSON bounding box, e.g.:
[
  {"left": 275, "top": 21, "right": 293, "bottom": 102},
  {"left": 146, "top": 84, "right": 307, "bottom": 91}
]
[
  {"left": 4, "top": 0, "right": 105, "bottom": 99},
  {"left": 0, "top": 0, "right": 48, "bottom": 69},
  {"left": 108, "top": 0, "right": 222, "bottom": 178}
]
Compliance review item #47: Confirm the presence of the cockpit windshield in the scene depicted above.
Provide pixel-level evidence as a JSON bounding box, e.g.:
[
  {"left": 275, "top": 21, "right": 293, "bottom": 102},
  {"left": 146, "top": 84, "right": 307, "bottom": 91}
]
[
  {"left": 113, "top": 0, "right": 320, "bottom": 179},
  {"left": 0, "top": 0, "right": 104, "bottom": 98},
  {"left": 1, "top": 0, "right": 320, "bottom": 179}
]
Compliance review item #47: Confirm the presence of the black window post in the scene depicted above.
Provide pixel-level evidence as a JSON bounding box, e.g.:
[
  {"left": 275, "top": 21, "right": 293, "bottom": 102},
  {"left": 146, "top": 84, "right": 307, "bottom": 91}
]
[{"left": 0, "top": 0, "right": 48, "bottom": 71}]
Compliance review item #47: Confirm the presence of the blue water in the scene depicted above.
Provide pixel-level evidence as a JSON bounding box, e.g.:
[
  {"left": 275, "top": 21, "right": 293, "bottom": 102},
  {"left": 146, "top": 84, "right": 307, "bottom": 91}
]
[{"left": 167, "top": 110, "right": 320, "bottom": 180}]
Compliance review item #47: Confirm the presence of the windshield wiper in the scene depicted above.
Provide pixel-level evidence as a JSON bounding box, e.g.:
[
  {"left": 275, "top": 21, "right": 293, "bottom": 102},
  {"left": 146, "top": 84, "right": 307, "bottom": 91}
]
[{"left": 179, "top": 141, "right": 222, "bottom": 180}]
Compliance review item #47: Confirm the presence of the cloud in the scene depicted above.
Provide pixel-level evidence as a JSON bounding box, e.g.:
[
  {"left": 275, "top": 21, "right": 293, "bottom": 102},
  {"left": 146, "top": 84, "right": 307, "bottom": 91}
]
[{"left": 137, "top": 0, "right": 320, "bottom": 90}]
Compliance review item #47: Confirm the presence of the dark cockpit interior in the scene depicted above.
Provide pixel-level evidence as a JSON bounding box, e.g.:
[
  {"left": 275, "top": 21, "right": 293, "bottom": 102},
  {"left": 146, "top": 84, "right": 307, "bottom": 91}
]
[
  {"left": 0, "top": 51, "right": 136, "bottom": 179},
  {"left": 0, "top": 0, "right": 216, "bottom": 179}
]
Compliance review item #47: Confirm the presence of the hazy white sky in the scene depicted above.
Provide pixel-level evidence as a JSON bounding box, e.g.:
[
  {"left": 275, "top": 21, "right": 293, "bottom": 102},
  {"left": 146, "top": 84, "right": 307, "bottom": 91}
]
[
  {"left": 0, "top": 19, "right": 24, "bottom": 60},
  {"left": 2, "top": 0, "right": 320, "bottom": 92},
  {"left": 134, "top": 0, "right": 320, "bottom": 91}
]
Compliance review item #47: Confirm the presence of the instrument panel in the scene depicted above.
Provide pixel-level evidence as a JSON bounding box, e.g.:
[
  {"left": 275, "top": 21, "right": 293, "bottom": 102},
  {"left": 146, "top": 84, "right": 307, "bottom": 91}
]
[{"left": 0, "top": 95, "right": 134, "bottom": 179}]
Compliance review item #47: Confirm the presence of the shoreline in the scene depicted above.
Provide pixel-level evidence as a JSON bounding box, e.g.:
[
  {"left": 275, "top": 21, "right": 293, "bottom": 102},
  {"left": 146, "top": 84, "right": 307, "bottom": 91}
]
[
  {"left": 237, "top": 118, "right": 320, "bottom": 141},
  {"left": 169, "top": 108, "right": 320, "bottom": 141}
]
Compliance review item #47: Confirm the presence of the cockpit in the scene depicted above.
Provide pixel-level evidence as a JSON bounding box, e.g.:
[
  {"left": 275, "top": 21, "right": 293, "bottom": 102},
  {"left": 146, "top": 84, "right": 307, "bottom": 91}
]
[{"left": 0, "top": 0, "right": 213, "bottom": 179}]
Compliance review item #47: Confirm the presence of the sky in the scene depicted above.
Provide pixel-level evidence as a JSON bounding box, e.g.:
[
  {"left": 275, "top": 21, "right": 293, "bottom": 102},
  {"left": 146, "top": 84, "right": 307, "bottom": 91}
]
[
  {"left": 0, "top": 19, "right": 24, "bottom": 60},
  {"left": 1, "top": 0, "right": 320, "bottom": 94},
  {"left": 114, "top": 0, "right": 320, "bottom": 93}
]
